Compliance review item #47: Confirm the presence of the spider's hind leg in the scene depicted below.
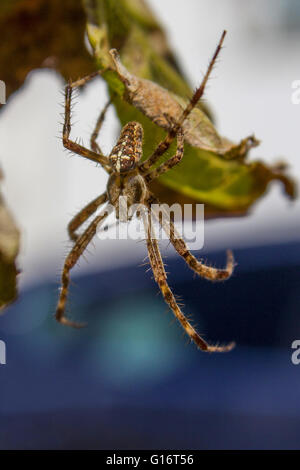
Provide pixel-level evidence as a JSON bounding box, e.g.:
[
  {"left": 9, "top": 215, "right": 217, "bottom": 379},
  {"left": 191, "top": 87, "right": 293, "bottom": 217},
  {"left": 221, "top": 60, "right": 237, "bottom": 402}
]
[
  {"left": 63, "top": 73, "right": 110, "bottom": 169},
  {"left": 139, "top": 30, "right": 227, "bottom": 174},
  {"left": 90, "top": 97, "right": 113, "bottom": 155},
  {"left": 145, "top": 129, "right": 184, "bottom": 183}
]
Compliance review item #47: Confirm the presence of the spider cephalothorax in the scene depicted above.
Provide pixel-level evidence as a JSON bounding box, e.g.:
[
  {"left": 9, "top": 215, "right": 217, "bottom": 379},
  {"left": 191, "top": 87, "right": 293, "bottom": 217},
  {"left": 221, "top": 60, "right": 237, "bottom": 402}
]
[{"left": 56, "top": 31, "right": 235, "bottom": 353}]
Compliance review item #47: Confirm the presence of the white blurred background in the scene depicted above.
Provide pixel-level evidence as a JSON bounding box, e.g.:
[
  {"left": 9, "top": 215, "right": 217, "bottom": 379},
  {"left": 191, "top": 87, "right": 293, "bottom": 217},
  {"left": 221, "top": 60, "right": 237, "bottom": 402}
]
[{"left": 0, "top": 0, "right": 300, "bottom": 288}]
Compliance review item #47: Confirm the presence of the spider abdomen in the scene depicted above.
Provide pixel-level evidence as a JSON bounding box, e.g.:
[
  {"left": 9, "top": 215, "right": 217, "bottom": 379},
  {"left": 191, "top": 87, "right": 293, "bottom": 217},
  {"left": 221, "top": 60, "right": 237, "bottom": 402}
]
[{"left": 109, "top": 121, "right": 143, "bottom": 172}]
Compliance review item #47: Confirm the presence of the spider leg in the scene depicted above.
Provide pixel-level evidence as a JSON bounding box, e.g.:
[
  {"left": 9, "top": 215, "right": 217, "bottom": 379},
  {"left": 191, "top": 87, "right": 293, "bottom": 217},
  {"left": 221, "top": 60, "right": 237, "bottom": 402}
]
[
  {"left": 143, "top": 210, "right": 234, "bottom": 352},
  {"left": 56, "top": 206, "right": 111, "bottom": 328},
  {"left": 177, "top": 30, "right": 226, "bottom": 127},
  {"left": 144, "top": 129, "right": 184, "bottom": 183},
  {"left": 68, "top": 192, "right": 108, "bottom": 242},
  {"left": 63, "top": 75, "right": 111, "bottom": 170},
  {"left": 139, "top": 30, "right": 226, "bottom": 174},
  {"left": 148, "top": 195, "right": 234, "bottom": 281},
  {"left": 68, "top": 72, "right": 100, "bottom": 88},
  {"left": 90, "top": 97, "right": 113, "bottom": 155}
]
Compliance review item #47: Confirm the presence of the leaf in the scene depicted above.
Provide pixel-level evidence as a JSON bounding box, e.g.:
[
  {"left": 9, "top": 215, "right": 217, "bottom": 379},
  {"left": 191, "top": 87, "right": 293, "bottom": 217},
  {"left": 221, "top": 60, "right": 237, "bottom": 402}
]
[
  {"left": 0, "top": 0, "right": 95, "bottom": 103},
  {"left": 0, "top": 0, "right": 295, "bottom": 215},
  {"left": 109, "top": 48, "right": 259, "bottom": 159},
  {"left": 0, "top": 169, "right": 20, "bottom": 310},
  {"left": 84, "top": 0, "right": 296, "bottom": 213}
]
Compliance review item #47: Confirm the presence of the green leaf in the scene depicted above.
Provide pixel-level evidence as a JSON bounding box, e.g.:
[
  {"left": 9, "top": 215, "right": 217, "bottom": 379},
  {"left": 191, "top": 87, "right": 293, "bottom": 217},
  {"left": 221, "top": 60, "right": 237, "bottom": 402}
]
[
  {"left": 0, "top": 0, "right": 295, "bottom": 216},
  {"left": 84, "top": 0, "right": 296, "bottom": 213},
  {"left": 0, "top": 170, "right": 20, "bottom": 310}
]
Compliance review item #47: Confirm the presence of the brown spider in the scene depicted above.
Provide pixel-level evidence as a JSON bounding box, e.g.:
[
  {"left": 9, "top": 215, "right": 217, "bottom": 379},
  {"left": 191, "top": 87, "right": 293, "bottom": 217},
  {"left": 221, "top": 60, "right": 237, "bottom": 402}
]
[{"left": 56, "top": 31, "right": 235, "bottom": 353}]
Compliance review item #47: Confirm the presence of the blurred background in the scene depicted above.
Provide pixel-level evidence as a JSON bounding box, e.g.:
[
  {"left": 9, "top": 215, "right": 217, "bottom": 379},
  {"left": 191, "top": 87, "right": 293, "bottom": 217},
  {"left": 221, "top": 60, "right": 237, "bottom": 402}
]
[{"left": 1, "top": 0, "right": 300, "bottom": 449}]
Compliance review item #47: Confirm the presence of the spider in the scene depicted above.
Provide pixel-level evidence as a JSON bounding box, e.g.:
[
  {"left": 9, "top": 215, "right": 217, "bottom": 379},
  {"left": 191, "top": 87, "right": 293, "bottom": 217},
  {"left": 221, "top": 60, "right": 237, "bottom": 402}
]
[{"left": 55, "top": 31, "right": 235, "bottom": 353}]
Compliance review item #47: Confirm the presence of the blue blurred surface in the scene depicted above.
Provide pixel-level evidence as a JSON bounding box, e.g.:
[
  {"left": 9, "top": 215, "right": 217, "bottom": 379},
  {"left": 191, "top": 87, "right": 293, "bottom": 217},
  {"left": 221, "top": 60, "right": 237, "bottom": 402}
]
[{"left": 1, "top": 242, "right": 300, "bottom": 449}]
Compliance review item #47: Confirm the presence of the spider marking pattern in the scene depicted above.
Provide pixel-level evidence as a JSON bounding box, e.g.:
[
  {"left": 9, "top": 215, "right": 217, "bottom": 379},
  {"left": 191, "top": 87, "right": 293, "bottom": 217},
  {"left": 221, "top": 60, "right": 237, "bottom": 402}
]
[{"left": 56, "top": 30, "right": 235, "bottom": 352}]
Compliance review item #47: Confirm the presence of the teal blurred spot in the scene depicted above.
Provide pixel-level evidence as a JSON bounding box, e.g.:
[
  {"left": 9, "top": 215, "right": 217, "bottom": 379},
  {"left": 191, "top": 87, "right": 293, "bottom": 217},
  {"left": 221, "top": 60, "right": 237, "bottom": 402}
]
[{"left": 87, "top": 293, "right": 189, "bottom": 387}]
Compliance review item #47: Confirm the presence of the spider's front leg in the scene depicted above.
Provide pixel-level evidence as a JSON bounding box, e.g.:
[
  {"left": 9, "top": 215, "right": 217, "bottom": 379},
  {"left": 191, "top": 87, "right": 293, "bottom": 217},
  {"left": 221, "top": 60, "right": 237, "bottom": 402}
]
[
  {"left": 68, "top": 192, "right": 108, "bottom": 242},
  {"left": 143, "top": 211, "right": 234, "bottom": 352},
  {"left": 63, "top": 73, "right": 111, "bottom": 170},
  {"left": 56, "top": 207, "right": 111, "bottom": 327},
  {"left": 148, "top": 195, "right": 234, "bottom": 281}
]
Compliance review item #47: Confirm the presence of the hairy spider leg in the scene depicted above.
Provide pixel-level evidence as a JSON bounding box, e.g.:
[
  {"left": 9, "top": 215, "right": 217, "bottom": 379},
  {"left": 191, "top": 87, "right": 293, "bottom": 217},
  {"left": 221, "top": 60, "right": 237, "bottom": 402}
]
[
  {"left": 56, "top": 206, "right": 112, "bottom": 327},
  {"left": 144, "top": 210, "right": 234, "bottom": 352},
  {"left": 144, "top": 129, "right": 184, "bottom": 183},
  {"left": 68, "top": 192, "right": 108, "bottom": 242},
  {"left": 63, "top": 73, "right": 110, "bottom": 169},
  {"left": 90, "top": 97, "right": 113, "bottom": 160},
  {"left": 147, "top": 195, "right": 234, "bottom": 281},
  {"left": 139, "top": 30, "right": 227, "bottom": 174}
]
